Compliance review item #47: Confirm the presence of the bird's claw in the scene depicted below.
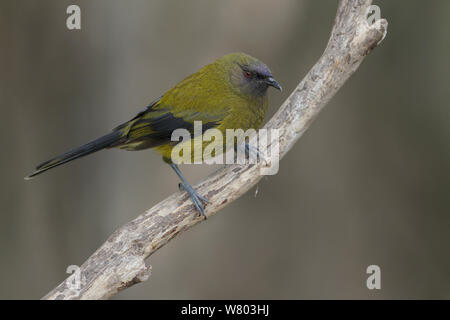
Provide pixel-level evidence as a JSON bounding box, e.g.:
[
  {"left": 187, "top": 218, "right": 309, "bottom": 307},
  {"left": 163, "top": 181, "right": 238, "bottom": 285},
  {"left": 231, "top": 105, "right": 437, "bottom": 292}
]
[{"left": 178, "top": 182, "right": 209, "bottom": 218}]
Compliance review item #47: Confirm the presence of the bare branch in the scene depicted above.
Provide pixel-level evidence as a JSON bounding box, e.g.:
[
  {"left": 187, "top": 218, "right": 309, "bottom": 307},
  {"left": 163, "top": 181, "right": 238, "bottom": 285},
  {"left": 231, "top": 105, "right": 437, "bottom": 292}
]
[{"left": 43, "top": 0, "right": 388, "bottom": 300}]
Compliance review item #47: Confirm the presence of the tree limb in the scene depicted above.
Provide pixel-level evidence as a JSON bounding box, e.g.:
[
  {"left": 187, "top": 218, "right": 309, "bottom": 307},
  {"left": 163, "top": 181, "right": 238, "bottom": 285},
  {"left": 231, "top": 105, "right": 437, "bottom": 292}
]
[{"left": 43, "top": 0, "right": 388, "bottom": 300}]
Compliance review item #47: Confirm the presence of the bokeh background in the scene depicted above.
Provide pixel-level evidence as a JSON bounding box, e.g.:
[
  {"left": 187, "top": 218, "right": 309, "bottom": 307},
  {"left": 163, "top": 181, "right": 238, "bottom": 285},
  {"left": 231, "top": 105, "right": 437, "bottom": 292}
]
[{"left": 1, "top": 0, "right": 450, "bottom": 299}]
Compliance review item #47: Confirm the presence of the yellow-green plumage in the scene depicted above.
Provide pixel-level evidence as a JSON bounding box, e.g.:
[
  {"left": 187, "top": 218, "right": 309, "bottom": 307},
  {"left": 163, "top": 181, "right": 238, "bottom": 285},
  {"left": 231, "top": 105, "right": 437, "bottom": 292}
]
[
  {"left": 25, "top": 52, "right": 281, "bottom": 216},
  {"left": 116, "top": 53, "right": 270, "bottom": 161}
]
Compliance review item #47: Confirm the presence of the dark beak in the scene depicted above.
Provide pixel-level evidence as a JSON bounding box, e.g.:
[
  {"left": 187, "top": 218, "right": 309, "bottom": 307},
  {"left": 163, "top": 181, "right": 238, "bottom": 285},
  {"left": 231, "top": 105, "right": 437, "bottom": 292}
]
[{"left": 265, "top": 77, "right": 282, "bottom": 91}]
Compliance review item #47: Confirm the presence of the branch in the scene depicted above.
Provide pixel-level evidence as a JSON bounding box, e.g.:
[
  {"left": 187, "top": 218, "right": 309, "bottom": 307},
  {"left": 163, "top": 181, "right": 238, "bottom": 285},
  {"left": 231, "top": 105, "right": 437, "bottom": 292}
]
[{"left": 43, "top": 0, "right": 388, "bottom": 300}]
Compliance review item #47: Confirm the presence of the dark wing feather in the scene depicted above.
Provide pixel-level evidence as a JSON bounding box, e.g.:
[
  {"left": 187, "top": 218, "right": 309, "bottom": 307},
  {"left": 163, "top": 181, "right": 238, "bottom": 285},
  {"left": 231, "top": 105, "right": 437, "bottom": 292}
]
[{"left": 113, "top": 101, "right": 224, "bottom": 150}]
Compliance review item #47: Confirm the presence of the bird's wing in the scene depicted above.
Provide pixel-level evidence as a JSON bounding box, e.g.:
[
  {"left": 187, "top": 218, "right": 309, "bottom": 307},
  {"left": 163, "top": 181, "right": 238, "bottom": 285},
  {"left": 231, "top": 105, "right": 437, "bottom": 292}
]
[
  {"left": 112, "top": 97, "right": 161, "bottom": 132},
  {"left": 113, "top": 98, "right": 228, "bottom": 149}
]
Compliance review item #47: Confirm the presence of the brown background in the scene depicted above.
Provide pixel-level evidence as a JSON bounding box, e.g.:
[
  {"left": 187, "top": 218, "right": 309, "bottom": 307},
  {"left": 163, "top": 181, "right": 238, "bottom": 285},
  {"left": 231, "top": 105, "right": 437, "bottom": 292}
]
[{"left": 1, "top": 0, "right": 449, "bottom": 299}]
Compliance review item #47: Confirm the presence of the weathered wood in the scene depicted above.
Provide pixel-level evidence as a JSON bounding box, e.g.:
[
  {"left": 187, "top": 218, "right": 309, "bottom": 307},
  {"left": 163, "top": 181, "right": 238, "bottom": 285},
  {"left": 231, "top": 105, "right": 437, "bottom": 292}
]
[{"left": 43, "top": 0, "right": 388, "bottom": 300}]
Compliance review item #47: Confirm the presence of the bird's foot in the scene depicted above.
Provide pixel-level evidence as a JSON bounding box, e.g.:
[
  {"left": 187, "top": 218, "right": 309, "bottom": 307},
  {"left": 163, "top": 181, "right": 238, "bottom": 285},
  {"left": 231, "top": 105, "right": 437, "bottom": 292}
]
[{"left": 178, "top": 182, "right": 209, "bottom": 218}]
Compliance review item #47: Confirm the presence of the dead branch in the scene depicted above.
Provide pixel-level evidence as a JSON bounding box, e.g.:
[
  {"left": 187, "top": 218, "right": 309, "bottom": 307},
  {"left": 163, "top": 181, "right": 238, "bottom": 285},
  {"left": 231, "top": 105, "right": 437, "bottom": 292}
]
[{"left": 43, "top": 0, "right": 388, "bottom": 300}]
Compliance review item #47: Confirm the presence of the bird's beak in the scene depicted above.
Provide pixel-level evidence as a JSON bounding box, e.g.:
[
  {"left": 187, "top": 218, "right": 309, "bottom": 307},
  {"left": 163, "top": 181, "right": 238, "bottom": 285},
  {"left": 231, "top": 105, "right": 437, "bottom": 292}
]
[{"left": 265, "top": 77, "right": 282, "bottom": 91}]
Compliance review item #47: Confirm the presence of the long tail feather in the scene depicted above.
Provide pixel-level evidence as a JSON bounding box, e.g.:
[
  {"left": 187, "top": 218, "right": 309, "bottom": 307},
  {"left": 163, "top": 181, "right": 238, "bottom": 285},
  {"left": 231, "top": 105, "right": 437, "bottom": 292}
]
[{"left": 25, "top": 131, "right": 123, "bottom": 180}]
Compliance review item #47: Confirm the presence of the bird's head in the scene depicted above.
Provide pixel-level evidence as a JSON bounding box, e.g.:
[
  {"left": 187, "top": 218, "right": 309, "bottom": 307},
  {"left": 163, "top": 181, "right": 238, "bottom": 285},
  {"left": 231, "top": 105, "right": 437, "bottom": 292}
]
[{"left": 217, "top": 53, "right": 282, "bottom": 97}]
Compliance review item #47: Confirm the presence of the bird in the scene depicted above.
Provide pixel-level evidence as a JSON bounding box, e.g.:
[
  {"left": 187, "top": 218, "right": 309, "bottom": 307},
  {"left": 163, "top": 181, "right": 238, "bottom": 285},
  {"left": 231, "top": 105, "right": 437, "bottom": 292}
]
[{"left": 25, "top": 52, "right": 282, "bottom": 218}]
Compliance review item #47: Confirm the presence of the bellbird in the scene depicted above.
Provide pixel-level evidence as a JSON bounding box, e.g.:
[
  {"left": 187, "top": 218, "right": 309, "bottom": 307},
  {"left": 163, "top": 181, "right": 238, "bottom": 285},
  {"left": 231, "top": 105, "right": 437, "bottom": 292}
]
[{"left": 25, "top": 52, "right": 282, "bottom": 217}]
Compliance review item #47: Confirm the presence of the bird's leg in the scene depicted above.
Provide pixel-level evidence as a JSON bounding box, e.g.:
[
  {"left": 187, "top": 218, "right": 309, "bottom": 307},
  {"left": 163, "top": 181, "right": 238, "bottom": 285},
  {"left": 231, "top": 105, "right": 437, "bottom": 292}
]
[{"left": 170, "top": 163, "right": 209, "bottom": 218}]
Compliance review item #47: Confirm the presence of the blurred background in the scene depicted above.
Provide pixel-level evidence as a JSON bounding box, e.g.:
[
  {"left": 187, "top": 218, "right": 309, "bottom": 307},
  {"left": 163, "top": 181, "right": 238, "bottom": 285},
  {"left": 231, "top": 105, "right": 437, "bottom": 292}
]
[{"left": 1, "top": 0, "right": 450, "bottom": 299}]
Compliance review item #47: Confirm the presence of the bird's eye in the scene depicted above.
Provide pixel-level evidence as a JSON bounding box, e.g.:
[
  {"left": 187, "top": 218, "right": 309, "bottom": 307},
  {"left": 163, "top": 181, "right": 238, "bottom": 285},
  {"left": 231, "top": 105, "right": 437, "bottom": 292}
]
[{"left": 244, "top": 71, "right": 252, "bottom": 79}]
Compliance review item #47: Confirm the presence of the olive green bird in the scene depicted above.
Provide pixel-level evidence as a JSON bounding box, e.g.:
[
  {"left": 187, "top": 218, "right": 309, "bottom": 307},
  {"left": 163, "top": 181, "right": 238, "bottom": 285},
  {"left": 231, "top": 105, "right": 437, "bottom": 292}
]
[{"left": 25, "top": 52, "right": 282, "bottom": 217}]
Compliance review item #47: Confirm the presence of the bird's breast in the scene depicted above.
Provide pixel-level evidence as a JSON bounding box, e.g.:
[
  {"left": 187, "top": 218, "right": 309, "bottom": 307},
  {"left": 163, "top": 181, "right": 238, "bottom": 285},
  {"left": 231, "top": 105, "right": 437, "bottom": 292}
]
[{"left": 219, "top": 95, "right": 268, "bottom": 132}]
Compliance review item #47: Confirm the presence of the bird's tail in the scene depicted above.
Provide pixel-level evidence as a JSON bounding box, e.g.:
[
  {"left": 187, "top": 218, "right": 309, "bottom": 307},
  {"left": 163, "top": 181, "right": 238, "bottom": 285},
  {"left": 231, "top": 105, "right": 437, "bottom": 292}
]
[{"left": 25, "top": 131, "right": 123, "bottom": 180}]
